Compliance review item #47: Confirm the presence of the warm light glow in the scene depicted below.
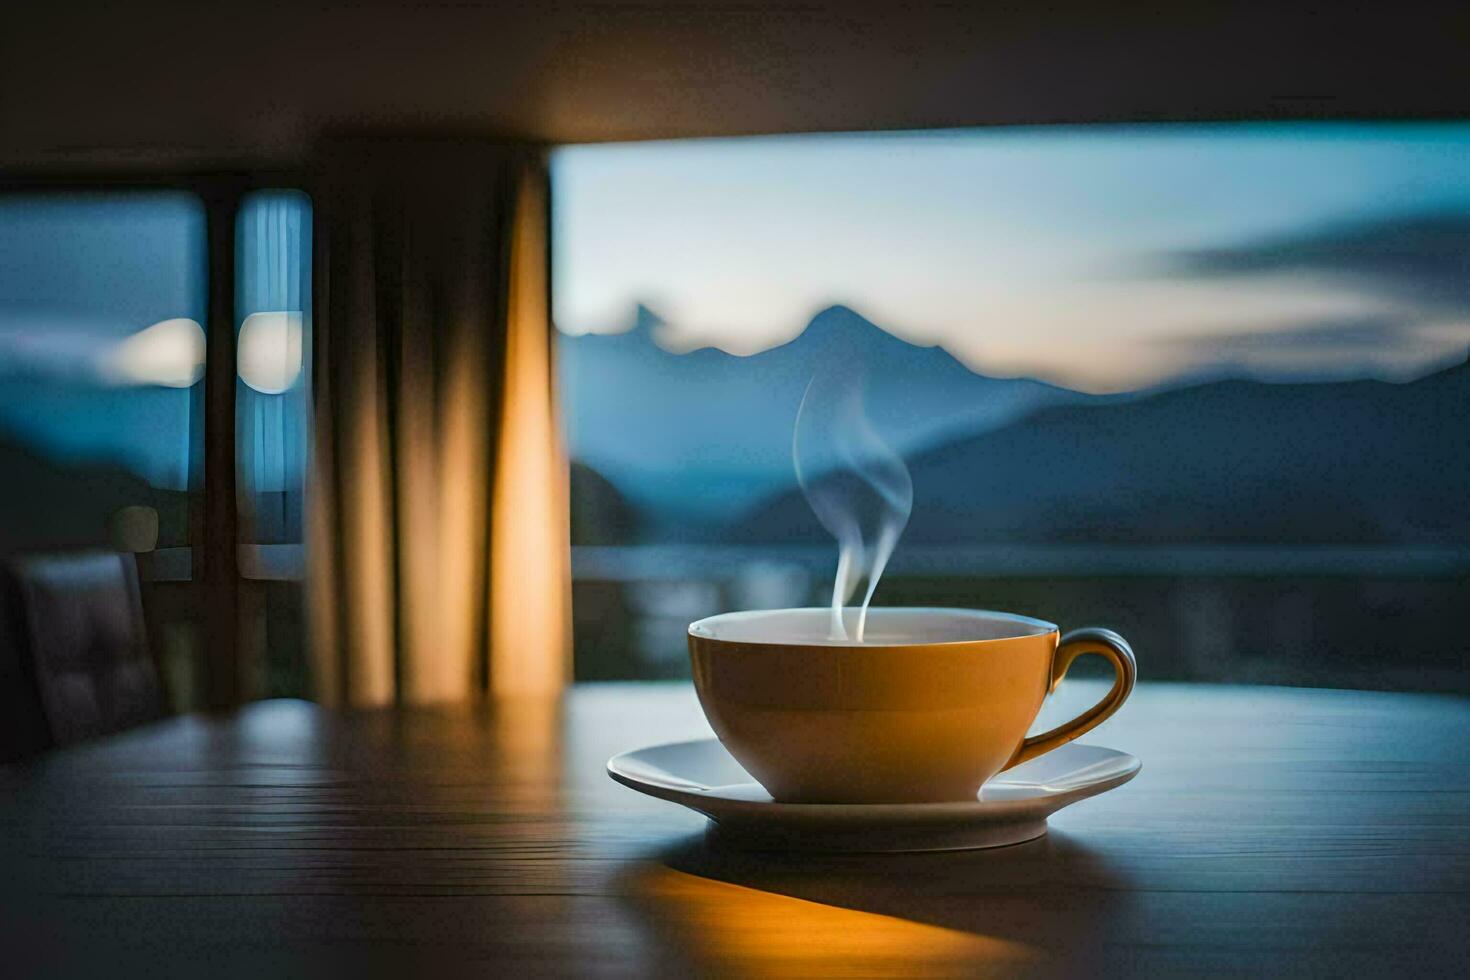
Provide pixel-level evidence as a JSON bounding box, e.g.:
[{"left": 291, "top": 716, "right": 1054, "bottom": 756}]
[
  {"left": 104, "top": 317, "right": 205, "bottom": 387},
  {"left": 391, "top": 291, "right": 490, "bottom": 702},
  {"left": 237, "top": 311, "right": 304, "bottom": 393},
  {"left": 629, "top": 866, "right": 1038, "bottom": 975},
  {"left": 308, "top": 162, "right": 571, "bottom": 705},
  {"left": 426, "top": 294, "right": 491, "bottom": 701},
  {"left": 490, "top": 171, "right": 572, "bottom": 696},
  {"left": 342, "top": 339, "right": 396, "bottom": 706},
  {"left": 307, "top": 296, "right": 394, "bottom": 707}
]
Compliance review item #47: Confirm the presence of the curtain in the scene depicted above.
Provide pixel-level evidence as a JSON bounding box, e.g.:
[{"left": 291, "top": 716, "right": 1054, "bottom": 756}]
[{"left": 307, "top": 138, "right": 571, "bottom": 706}]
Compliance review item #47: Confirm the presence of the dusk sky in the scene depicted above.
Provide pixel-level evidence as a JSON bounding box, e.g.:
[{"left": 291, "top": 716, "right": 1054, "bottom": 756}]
[
  {"left": 553, "top": 123, "right": 1470, "bottom": 392},
  {"left": 0, "top": 192, "right": 204, "bottom": 488}
]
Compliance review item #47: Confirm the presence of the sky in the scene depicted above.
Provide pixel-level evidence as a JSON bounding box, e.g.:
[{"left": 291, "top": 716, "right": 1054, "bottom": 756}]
[
  {"left": 0, "top": 192, "right": 205, "bottom": 488},
  {"left": 552, "top": 123, "right": 1470, "bottom": 392},
  {"left": 0, "top": 190, "right": 308, "bottom": 491}
]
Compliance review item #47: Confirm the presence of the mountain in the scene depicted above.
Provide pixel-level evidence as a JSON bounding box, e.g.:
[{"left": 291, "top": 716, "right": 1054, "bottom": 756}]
[
  {"left": 0, "top": 434, "right": 192, "bottom": 553},
  {"left": 569, "top": 461, "right": 641, "bottom": 546},
  {"left": 558, "top": 304, "right": 1096, "bottom": 529},
  {"left": 732, "top": 355, "right": 1470, "bottom": 545}
]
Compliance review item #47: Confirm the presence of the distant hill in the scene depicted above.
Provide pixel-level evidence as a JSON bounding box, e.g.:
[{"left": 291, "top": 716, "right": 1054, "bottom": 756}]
[
  {"left": 558, "top": 304, "right": 1096, "bottom": 528},
  {"left": 0, "top": 435, "right": 191, "bottom": 553},
  {"left": 569, "top": 461, "right": 640, "bottom": 546},
  {"left": 732, "top": 355, "right": 1470, "bottom": 545}
]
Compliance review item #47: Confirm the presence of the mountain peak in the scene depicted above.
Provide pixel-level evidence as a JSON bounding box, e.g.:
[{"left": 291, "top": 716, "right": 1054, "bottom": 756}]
[
  {"left": 804, "top": 303, "right": 887, "bottom": 337},
  {"left": 631, "top": 303, "right": 665, "bottom": 336},
  {"left": 795, "top": 304, "right": 937, "bottom": 355}
]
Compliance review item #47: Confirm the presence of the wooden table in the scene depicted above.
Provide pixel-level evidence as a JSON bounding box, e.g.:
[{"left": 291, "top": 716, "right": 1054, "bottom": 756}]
[{"left": 2, "top": 681, "right": 1467, "bottom": 977}]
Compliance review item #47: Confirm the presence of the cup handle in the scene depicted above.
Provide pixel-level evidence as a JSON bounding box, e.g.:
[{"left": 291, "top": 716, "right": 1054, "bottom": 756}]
[{"left": 1003, "top": 627, "right": 1137, "bottom": 770}]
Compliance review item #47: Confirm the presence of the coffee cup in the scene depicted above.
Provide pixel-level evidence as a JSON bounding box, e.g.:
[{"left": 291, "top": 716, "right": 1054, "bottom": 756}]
[{"left": 688, "top": 607, "right": 1135, "bottom": 804}]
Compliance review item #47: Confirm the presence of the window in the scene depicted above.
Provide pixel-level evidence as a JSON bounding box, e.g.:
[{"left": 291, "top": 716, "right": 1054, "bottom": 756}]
[
  {"left": 236, "top": 189, "right": 312, "bottom": 698},
  {"left": 553, "top": 123, "right": 1470, "bottom": 689},
  {"left": 0, "top": 184, "right": 315, "bottom": 705},
  {"left": 0, "top": 190, "right": 207, "bottom": 697}
]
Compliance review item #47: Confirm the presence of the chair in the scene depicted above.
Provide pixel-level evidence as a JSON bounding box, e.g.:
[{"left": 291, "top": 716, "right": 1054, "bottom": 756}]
[
  {"left": 1, "top": 551, "right": 166, "bottom": 751},
  {"left": 0, "top": 571, "right": 50, "bottom": 761}
]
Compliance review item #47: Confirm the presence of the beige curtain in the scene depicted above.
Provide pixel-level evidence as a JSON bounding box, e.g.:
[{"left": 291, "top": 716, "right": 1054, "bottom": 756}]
[{"left": 307, "top": 137, "right": 571, "bottom": 706}]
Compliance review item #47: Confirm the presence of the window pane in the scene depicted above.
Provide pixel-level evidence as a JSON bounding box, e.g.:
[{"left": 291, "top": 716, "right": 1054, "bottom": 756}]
[
  {"left": 0, "top": 191, "right": 205, "bottom": 553},
  {"left": 235, "top": 189, "right": 311, "bottom": 698},
  {"left": 0, "top": 190, "right": 207, "bottom": 703},
  {"left": 553, "top": 124, "right": 1470, "bottom": 688}
]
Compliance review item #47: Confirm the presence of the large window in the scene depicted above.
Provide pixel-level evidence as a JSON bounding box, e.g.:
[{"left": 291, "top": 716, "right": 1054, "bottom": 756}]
[
  {"left": 553, "top": 123, "right": 1470, "bottom": 689},
  {"left": 0, "top": 185, "right": 313, "bottom": 706}
]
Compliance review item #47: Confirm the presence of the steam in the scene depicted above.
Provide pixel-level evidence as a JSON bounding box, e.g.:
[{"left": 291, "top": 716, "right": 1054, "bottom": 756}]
[{"left": 793, "top": 364, "right": 913, "bottom": 642}]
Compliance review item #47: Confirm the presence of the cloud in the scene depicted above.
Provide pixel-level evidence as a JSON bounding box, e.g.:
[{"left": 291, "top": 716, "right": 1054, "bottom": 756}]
[
  {"left": 0, "top": 311, "right": 205, "bottom": 388},
  {"left": 1151, "top": 314, "right": 1470, "bottom": 382},
  {"left": 1171, "top": 212, "right": 1470, "bottom": 312},
  {"left": 1156, "top": 315, "right": 1414, "bottom": 353}
]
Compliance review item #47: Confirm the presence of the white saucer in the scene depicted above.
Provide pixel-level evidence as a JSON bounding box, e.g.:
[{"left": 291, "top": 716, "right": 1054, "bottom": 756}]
[{"left": 607, "top": 739, "right": 1140, "bottom": 852}]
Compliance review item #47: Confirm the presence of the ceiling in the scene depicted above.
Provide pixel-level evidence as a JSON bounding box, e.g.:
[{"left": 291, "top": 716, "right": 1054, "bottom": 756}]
[{"left": 2, "top": 1, "right": 1467, "bottom": 170}]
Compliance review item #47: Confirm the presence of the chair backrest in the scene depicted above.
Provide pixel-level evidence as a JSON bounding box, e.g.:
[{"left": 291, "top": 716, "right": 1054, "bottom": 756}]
[
  {"left": 0, "top": 569, "right": 51, "bottom": 761},
  {"left": 4, "top": 551, "right": 166, "bottom": 748}
]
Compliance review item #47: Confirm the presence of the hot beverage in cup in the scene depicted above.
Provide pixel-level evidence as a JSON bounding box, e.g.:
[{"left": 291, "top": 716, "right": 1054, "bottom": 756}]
[{"left": 688, "top": 607, "right": 1135, "bottom": 804}]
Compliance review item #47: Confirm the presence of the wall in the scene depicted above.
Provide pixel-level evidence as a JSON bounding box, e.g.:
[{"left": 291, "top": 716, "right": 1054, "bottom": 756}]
[{"left": 2, "top": 1, "right": 1467, "bottom": 170}]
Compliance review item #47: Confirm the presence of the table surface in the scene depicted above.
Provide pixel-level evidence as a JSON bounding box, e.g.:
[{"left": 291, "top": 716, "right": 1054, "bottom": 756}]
[{"left": 2, "top": 680, "right": 1467, "bottom": 978}]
